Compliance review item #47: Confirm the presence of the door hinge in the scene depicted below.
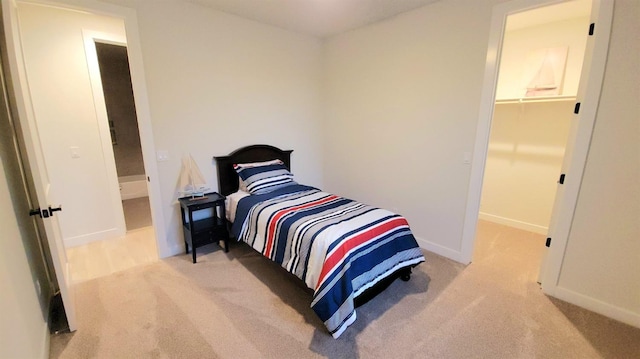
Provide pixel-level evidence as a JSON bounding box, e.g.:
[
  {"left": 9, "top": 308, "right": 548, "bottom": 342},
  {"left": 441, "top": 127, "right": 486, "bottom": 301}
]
[
  {"left": 546, "top": 238, "right": 552, "bottom": 247},
  {"left": 574, "top": 102, "right": 581, "bottom": 114},
  {"left": 589, "top": 23, "right": 595, "bottom": 36},
  {"left": 29, "top": 208, "right": 42, "bottom": 218},
  {"left": 558, "top": 173, "right": 566, "bottom": 184}
]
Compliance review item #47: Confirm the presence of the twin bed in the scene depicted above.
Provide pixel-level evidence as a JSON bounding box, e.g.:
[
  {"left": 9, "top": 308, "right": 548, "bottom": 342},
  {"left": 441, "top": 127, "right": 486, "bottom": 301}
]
[{"left": 214, "top": 144, "right": 425, "bottom": 338}]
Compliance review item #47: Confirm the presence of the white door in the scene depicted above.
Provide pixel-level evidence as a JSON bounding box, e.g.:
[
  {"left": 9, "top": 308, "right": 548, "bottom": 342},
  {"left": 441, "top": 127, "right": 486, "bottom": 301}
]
[
  {"left": 1, "top": 0, "right": 76, "bottom": 331},
  {"left": 538, "top": 0, "right": 613, "bottom": 291}
]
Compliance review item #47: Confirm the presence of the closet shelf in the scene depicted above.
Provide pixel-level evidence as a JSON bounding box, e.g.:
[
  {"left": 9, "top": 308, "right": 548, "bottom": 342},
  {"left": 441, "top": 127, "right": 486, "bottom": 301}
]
[{"left": 495, "top": 95, "right": 576, "bottom": 104}]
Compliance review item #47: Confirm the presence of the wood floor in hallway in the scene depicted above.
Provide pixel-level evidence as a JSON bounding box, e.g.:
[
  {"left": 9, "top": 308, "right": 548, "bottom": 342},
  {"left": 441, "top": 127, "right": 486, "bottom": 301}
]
[{"left": 66, "top": 226, "right": 158, "bottom": 284}]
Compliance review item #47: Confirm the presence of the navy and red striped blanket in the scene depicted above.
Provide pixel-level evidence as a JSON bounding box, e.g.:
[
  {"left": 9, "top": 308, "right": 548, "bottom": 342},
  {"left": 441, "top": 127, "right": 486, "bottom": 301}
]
[{"left": 232, "top": 184, "right": 425, "bottom": 338}]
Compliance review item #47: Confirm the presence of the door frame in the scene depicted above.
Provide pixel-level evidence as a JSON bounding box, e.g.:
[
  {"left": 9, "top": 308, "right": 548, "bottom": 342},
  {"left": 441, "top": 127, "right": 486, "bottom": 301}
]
[
  {"left": 460, "top": 0, "right": 613, "bottom": 293},
  {"left": 4, "top": 0, "right": 168, "bottom": 257}
]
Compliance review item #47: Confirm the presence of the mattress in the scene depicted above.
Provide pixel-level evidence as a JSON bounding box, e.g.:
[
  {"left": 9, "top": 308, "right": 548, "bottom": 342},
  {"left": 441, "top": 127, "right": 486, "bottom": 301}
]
[{"left": 225, "top": 190, "right": 250, "bottom": 222}]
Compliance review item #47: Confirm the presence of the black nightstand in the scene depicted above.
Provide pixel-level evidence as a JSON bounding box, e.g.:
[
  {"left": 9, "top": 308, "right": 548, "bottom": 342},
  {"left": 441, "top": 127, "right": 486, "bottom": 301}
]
[{"left": 178, "top": 192, "right": 229, "bottom": 263}]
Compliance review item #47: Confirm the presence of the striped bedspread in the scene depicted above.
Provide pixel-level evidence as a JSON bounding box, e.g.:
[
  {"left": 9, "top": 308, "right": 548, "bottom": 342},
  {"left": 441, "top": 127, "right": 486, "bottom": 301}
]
[{"left": 232, "top": 184, "right": 425, "bottom": 338}]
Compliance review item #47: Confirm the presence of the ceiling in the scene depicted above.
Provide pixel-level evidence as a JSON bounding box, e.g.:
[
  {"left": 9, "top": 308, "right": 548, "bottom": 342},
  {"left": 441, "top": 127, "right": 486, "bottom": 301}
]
[
  {"left": 185, "top": 0, "right": 592, "bottom": 39},
  {"left": 186, "top": 0, "right": 441, "bottom": 39}
]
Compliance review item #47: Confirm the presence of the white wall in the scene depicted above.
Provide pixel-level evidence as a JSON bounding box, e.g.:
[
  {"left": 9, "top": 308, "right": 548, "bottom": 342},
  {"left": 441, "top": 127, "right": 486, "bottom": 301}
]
[
  {"left": 123, "top": 1, "right": 324, "bottom": 255},
  {"left": 557, "top": 0, "right": 640, "bottom": 322},
  {"left": 323, "top": 0, "right": 502, "bottom": 260},
  {"left": 16, "top": 3, "right": 127, "bottom": 246}
]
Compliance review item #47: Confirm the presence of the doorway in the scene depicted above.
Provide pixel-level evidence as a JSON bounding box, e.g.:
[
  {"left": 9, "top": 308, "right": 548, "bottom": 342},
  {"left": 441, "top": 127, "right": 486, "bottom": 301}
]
[
  {"left": 95, "top": 42, "right": 153, "bottom": 232},
  {"left": 62, "top": 39, "right": 159, "bottom": 283},
  {"left": 473, "top": 1, "right": 592, "bottom": 269},
  {"left": 7, "top": 1, "right": 162, "bottom": 284},
  {"left": 461, "top": 0, "right": 614, "bottom": 299},
  {"left": 65, "top": 33, "right": 158, "bottom": 283}
]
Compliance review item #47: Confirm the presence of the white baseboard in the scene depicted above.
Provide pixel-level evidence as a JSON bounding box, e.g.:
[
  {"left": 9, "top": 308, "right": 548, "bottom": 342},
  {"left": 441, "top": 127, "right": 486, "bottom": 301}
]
[
  {"left": 479, "top": 212, "right": 548, "bottom": 235},
  {"left": 165, "top": 242, "right": 184, "bottom": 258},
  {"left": 548, "top": 285, "right": 640, "bottom": 329},
  {"left": 414, "top": 236, "right": 469, "bottom": 264},
  {"left": 65, "top": 227, "right": 125, "bottom": 247}
]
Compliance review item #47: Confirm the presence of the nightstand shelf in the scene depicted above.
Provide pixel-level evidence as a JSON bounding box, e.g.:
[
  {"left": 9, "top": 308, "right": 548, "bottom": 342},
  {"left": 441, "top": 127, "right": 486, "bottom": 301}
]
[{"left": 178, "top": 192, "right": 229, "bottom": 263}]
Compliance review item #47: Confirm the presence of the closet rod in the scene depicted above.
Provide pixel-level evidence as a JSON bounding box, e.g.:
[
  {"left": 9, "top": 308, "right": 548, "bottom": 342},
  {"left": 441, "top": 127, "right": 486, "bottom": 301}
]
[{"left": 495, "top": 95, "right": 576, "bottom": 104}]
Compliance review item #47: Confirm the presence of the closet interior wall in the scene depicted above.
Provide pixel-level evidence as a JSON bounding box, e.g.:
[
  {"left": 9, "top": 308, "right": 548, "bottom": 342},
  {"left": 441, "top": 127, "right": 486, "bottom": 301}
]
[{"left": 480, "top": 99, "right": 573, "bottom": 234}]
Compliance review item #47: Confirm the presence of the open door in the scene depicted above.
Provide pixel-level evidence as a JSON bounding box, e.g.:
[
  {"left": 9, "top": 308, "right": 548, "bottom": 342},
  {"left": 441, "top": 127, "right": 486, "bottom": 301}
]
[
  {"left": 538, "top": 0, "right": 613, "bottom": 292},
  {"left": 1, "top": 0, "right": 76, "bottom": 331}
]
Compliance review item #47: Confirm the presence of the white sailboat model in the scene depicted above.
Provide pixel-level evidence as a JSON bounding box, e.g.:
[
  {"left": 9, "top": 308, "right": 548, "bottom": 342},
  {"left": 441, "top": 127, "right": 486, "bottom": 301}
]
[{"left": 179, "top": 154, "right": 210, "bottom": 200}]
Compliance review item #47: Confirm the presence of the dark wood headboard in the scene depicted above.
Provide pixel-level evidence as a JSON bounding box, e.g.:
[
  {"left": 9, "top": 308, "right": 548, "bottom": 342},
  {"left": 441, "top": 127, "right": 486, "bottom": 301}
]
[{"left": 213, "top": 144, "right": 293, "bottom": 196}]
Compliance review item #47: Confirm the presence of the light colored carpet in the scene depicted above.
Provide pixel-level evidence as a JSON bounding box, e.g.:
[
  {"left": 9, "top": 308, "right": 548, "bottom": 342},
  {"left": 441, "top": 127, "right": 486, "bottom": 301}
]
[{"left": 50, "top": 221, "right": 640, "bottom": 358}]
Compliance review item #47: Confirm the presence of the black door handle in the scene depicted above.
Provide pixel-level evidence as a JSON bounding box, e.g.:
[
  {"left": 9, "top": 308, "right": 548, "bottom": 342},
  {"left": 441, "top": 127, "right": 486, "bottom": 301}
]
[{"left": 28, "top": 205, "right": 62, "bottom": 218}]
